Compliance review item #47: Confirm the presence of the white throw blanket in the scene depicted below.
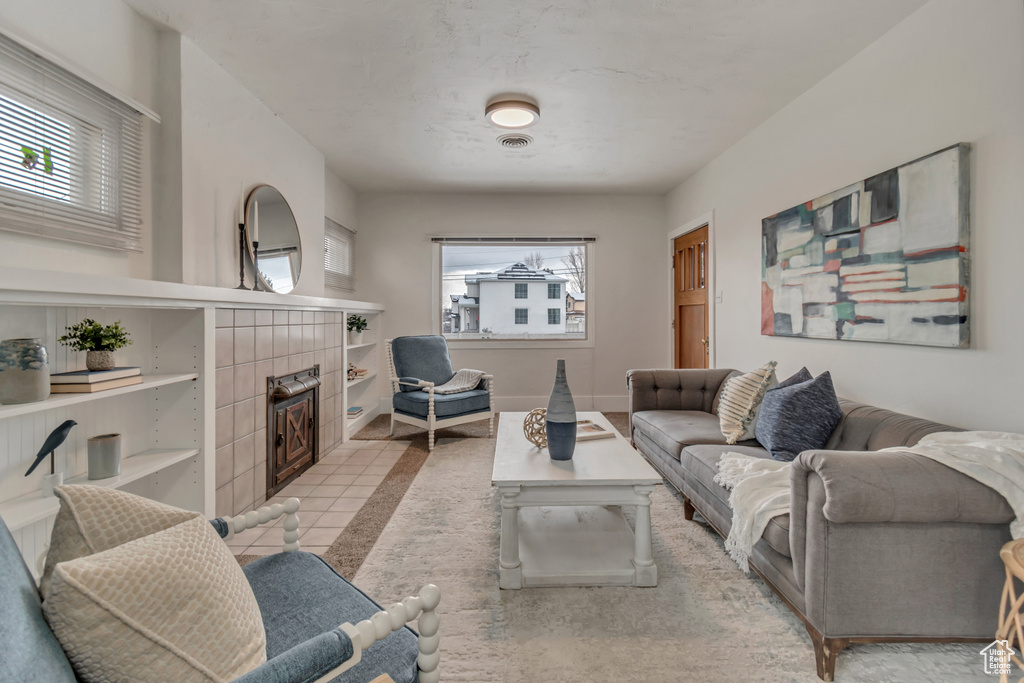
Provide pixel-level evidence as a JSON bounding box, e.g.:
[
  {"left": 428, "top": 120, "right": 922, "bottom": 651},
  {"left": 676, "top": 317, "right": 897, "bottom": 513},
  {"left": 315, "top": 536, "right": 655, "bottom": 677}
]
[
  {"left": 430, "top": 369, "right": 485, "bottom": 395},
  {"left": 881, "top": 431, "right": 1024, "bottom": 538},
  {"left": 714, "top": 453, "right": 791, "bottom": 572}
]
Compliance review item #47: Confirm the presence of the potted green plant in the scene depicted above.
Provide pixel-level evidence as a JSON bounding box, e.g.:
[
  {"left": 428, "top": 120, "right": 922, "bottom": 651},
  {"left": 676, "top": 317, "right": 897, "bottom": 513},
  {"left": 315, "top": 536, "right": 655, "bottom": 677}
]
[
  {"left": 59, "top": 319, "right": 132, "bottom": 371},
  {"left": 346, "top": 314, "right": 368, "bottom": 346}
]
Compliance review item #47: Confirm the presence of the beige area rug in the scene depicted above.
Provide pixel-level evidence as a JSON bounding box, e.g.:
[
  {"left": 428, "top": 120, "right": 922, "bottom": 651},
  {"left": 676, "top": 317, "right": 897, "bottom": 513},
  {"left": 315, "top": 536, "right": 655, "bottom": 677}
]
[{"left": 351, "top": 437, "right": 984, "bottom": 682}]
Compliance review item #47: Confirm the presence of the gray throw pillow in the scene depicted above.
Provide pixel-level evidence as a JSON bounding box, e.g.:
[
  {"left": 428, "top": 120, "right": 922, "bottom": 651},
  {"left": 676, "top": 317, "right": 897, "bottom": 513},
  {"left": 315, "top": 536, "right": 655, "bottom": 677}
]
[{"left": 755, "top": 370, "right": 842, "bottom": 462}]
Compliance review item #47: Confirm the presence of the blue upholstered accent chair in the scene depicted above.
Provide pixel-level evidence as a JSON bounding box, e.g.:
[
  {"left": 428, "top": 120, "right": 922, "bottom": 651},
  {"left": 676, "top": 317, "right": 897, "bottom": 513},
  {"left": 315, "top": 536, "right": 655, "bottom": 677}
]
[
  {"left": 386, "top": 335, "right": 494, "bottom": 451},
  {"left": 0, "top": 500, "right": 440, "bottom": 683}
]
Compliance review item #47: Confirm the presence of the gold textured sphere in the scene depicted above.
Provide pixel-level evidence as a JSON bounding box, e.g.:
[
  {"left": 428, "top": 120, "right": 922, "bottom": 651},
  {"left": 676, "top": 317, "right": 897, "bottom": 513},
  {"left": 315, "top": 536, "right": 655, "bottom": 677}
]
[{"left": 523, "top": 408, "right": 548, "bottom": 448}]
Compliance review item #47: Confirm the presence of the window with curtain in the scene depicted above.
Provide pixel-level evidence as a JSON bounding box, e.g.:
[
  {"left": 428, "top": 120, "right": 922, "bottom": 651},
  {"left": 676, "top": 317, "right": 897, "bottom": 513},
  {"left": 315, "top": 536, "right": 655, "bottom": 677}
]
[
  {"left": 324, "top": 216, "right": 355, "bottom": 291},
  {"left": 0, "top": 33, "right": 144, "bottom": 251}
]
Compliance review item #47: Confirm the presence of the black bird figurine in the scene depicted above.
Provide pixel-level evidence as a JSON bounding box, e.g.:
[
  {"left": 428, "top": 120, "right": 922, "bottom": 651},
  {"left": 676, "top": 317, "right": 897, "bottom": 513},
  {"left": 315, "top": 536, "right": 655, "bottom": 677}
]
[{"left": 25, "top": 420, "right": 77, "bottom": 477}]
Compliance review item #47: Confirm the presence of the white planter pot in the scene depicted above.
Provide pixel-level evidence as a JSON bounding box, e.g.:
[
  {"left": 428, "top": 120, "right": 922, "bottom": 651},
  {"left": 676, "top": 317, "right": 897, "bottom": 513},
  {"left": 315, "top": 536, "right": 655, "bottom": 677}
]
[{"left": 348, "top": 330, "right": 364, "bottom": 346}]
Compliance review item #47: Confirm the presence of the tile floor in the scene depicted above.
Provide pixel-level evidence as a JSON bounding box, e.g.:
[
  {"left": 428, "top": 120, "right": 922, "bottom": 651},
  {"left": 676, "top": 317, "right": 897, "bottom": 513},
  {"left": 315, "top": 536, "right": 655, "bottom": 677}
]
[{"left": 225, "top": 439, "right": 409, "bottom": 556}]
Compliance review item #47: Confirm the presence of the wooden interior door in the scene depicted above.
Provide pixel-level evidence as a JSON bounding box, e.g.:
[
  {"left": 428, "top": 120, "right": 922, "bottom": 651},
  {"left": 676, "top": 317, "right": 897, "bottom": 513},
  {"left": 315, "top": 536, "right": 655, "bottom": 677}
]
[{"left": 673, "top": 226, "right": 709, "bottom": 368}]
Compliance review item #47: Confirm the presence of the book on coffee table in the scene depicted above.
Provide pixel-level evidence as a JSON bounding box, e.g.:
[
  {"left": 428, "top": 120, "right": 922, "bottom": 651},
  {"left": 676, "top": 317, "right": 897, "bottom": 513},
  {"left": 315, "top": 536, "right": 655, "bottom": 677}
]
[
  {"left": 576, "top": 419, "right": 615, "bottom": 441},
  {"left": 50, "top": 367, "right": 141, "bottom": 384}
]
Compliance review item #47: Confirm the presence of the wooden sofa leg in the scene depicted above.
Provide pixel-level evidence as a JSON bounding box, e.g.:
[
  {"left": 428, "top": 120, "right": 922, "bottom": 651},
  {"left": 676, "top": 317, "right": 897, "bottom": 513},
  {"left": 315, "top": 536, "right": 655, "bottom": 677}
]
[
  {"left": 682, "top": 497, "right": 695, "bottom": 521},
  {"left": 807, "top": 627, "right": 849, "bottom": 682}
]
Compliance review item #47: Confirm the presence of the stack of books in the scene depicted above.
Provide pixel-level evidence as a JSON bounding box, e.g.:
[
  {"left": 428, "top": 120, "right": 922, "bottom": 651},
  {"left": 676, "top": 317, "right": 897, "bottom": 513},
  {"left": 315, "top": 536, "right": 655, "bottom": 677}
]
[
  {"left": 347, "top": 406, "right": 363, "bottom": 419},
  {"left": 347, "top": 367, "right": 369, "bottom": 382},
  {"left": 576, "top": 419, "right": 616, "bottom": 441},
  {"left": 50, "top": 367, "right": 142, "bottom": 394}
]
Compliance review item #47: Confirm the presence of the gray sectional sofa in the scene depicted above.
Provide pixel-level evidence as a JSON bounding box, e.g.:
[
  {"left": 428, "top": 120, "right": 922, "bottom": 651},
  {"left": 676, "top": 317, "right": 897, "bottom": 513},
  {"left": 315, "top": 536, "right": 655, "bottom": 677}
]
[{"left": 626, "top": 367, "right": 1012, "bottom": 681}]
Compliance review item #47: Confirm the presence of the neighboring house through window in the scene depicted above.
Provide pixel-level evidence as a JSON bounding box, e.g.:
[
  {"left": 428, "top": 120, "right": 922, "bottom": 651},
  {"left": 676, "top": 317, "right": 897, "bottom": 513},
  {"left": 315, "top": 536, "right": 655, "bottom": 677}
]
[{"left": 436, "top": 240, "right": 591, "bottom": 342}]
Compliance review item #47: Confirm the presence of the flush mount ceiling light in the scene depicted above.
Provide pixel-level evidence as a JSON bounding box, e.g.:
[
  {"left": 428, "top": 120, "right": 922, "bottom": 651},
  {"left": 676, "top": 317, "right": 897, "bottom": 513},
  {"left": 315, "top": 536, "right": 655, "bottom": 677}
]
[{"left": 485, "top": 99, "right": 540, "bottom": 128}]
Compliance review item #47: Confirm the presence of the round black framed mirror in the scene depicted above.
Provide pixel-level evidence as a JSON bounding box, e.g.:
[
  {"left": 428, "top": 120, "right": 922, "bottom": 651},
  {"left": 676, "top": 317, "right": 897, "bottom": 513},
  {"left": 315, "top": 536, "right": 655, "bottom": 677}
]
[{"left": 245, "top": 185, "right": 302, "bottom": 293}]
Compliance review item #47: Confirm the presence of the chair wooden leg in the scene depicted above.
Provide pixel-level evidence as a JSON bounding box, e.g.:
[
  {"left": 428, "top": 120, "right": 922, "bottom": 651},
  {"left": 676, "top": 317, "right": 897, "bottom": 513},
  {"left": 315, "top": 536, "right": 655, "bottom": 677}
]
[
  {"left": 488, "top": 415, "right": 494, "bottom": 438},
  {"left": 428, "top": 429, "right": 435, "bottom": 451},
  {"left": 389, "top": 413, "right": 395, "bottom": 436},
  {"left": 682, "top": 497, "right": 695, "bottom": 521},
  {"left": 807, "top": 627, "right": 848, "bottom": 682}
]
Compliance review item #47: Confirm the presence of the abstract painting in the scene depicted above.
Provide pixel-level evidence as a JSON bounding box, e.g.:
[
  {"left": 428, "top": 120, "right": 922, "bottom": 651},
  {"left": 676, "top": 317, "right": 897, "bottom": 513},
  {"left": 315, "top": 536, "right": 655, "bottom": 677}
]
[{"left": 761, "top": 144, "right": 969, "bottom": 348}]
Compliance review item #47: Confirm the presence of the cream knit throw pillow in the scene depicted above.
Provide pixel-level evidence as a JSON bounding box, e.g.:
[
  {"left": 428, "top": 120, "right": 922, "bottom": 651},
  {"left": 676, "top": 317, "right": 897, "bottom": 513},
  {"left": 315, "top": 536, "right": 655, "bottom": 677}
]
[
  {"left": 39, "top": 485, "right": 201, "bottom": 597},
  {"left": 43, "top": 516, "right": 267, "bottom": 682},
  {"left": 718, "top": 361, "right": 778, "bottom": 444}
]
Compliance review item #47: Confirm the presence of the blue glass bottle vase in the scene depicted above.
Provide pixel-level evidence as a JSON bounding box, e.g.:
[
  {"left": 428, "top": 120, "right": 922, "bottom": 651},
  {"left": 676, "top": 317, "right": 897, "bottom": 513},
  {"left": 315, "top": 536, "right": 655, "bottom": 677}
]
[{"left": 545, "top": 359, "right": 576, "bottom": 461}]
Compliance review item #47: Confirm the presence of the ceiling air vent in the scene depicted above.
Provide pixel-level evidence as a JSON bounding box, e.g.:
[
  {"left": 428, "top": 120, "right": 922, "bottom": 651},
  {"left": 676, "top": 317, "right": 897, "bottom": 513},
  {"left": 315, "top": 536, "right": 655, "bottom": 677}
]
[{"left": 498, "top": 134, "right": 532, "bottom": 149}]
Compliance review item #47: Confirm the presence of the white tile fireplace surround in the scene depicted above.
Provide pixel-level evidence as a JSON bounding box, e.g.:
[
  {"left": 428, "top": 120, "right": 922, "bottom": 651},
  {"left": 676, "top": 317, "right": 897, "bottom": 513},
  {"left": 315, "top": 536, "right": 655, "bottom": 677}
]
[
  {"left": 214, "top": 308, "right": 347, "bottom": 517},
  {"left": 0, "top": 267, "right": 382, "bottom": 575}
]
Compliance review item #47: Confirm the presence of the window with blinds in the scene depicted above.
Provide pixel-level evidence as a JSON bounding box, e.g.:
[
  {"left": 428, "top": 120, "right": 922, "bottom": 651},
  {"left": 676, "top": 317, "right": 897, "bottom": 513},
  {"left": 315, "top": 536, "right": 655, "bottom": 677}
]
[
  {"left": 0, "top": 33, "right": 143, "bottom": 251},
  {"left": 324, "top": 217, "right": 355, "bottom": 290}
]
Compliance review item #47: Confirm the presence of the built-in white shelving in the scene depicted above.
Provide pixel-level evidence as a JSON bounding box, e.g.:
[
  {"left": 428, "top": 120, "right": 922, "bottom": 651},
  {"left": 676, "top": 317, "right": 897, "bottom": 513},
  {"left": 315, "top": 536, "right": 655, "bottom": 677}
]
[
  {"left": 0, "top": 447, "right": 201, "bottom": 531},
  {"left": 0, "top": 373, "right": 200, "bottom": 420},
  {"left": 346, "top": 410, "right": 376, "bottom": 435},
  {"left": 345, "top": 342, "right": 376, "bottom": 351},
  {"left": 346, "top": 371, "right": 378, "bottom": 388}
]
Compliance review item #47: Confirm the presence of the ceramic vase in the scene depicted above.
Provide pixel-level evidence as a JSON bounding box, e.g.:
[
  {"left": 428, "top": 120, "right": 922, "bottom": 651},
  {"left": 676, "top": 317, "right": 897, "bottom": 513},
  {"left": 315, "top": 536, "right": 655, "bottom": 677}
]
[
  {"left": 545, "top": 359, "right": 576, "bottom": 461},
  {"left": 87, "top": 433, "right": 122, "bottom": 480},
  {"left": 0, "top": 338, "right": 50, "bottom": 405},
  {"left": 348, "top": 330, "right": 364, "bottom": 346},
  {"left": 86, "top": 350, "right": 115, "bottom": 371}
]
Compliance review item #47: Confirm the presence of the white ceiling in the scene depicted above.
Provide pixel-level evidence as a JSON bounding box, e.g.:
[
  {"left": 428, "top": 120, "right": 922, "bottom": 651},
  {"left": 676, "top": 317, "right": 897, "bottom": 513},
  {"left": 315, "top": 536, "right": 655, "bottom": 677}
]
[{"left": 125, "top": 0, "right": 927, "bottom": 194}]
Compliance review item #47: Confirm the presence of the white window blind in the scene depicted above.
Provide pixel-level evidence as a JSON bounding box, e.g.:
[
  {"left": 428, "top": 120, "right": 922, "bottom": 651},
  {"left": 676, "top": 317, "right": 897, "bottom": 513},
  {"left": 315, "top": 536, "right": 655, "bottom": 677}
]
[
  {"left": 0, "top": 33, "right": 143, "bottom": 251},
  {"left": 324, "top": 217, "right": 355, "bottom": 290}
]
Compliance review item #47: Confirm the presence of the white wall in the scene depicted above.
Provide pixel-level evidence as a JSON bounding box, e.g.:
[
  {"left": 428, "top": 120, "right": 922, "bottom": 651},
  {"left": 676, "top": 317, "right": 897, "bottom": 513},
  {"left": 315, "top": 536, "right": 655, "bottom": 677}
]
[
  {"left": 179, "top": 38, "right": 326, "bottom": 296},
  {"left": 356, "top": 193, "right": 667, "bottom": 410},
  {"left": 0, "top": 0, "right": 158, "bottom": 279},
  {"left": 324, "top": 168, "right": 360, "bottom": 297},
  {"left": 667, "top": 0, "right": 1024, "bottom": 431}
]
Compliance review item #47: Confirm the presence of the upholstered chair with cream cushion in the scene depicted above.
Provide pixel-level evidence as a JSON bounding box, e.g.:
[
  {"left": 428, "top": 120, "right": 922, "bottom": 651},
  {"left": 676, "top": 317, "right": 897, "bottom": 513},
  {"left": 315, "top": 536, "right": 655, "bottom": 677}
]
[{"left": 0, "top": 485, "right": 440, "bottom": 683}]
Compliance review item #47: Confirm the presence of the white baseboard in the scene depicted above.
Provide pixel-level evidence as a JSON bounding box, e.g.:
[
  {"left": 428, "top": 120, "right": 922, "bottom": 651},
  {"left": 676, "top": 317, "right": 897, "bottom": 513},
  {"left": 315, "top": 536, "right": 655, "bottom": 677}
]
[{"left": 377, "top": 395, "right": 628, "bottom": 414}]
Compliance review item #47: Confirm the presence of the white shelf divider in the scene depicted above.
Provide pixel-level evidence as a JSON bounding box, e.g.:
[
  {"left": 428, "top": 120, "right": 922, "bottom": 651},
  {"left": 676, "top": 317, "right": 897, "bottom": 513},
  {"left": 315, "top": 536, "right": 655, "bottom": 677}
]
[
  {"left": 345, "top": 342, "right": 376, "bottom": 351},
  {"left": 0, "top": 373, "right": 200, "bottom": 421},
  {"left": 0, "top": 447, "right": 201, "bottom": 531}
]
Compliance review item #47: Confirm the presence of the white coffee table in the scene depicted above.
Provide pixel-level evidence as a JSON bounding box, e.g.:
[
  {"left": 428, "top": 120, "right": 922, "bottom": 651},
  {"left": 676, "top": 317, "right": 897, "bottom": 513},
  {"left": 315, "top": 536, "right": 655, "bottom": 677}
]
[{"left": 491, "top": 412, "right": 662, "bottom": 589}]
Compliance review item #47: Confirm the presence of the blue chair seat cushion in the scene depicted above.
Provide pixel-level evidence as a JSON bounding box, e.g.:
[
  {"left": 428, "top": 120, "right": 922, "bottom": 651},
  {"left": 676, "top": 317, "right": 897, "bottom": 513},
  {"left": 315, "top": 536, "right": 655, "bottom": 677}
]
[
  {"left": 393, "top": 388, "right": 491, "bottom": 419},
  {"left": 242, "top": 552, "right": 418, "bottom": 683}
]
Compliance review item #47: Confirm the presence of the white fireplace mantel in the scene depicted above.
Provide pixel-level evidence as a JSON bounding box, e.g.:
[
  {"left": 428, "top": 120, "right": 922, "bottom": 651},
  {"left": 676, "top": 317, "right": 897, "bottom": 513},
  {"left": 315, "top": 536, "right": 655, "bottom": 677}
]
[{"left": 0, "top": 267, "right": 384, "bottom": 312}]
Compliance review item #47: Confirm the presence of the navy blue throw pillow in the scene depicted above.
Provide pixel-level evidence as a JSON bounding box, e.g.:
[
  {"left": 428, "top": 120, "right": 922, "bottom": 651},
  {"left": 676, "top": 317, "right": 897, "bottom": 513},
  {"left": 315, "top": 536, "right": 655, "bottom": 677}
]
[
  {"left": 774, "top": 367, "right": 812, "bottom": 391},
  {"left": 755, "top": 371, "right": 842, "bottom": 462}
]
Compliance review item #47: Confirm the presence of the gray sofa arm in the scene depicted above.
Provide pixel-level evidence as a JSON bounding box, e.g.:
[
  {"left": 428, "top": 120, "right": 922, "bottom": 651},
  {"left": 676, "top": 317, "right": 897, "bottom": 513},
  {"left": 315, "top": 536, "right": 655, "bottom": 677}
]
[
  {"left": 789, "top": 448, "right": 1011, "bottom": 643},
  {"left": 792, "top": 449, "right": 1013, "bottom": 525},
  {"left": 625, "top": 368, "right": 735, "bottom": 440}
]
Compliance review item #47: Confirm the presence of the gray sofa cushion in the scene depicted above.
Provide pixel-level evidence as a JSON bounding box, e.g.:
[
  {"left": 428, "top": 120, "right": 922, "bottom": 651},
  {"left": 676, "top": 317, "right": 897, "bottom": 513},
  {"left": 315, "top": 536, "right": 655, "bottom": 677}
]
[
  {"left": 755, "top": 371, "right": 842, "bottom": 462},
  {"left": 633, "top": 410, "right": 742, "bottom": 461},
  {"left": 679, "top": 444, "right": 791, "bottom": 557},
  {"left": 0, "top": 517, "right": 77, "bottom": 682},
  {"left": 243, "top": 552, "right": 418, "bottom": 683},
  {"left": 393, "top": 387, "right": 490, "bottom": 419}
]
